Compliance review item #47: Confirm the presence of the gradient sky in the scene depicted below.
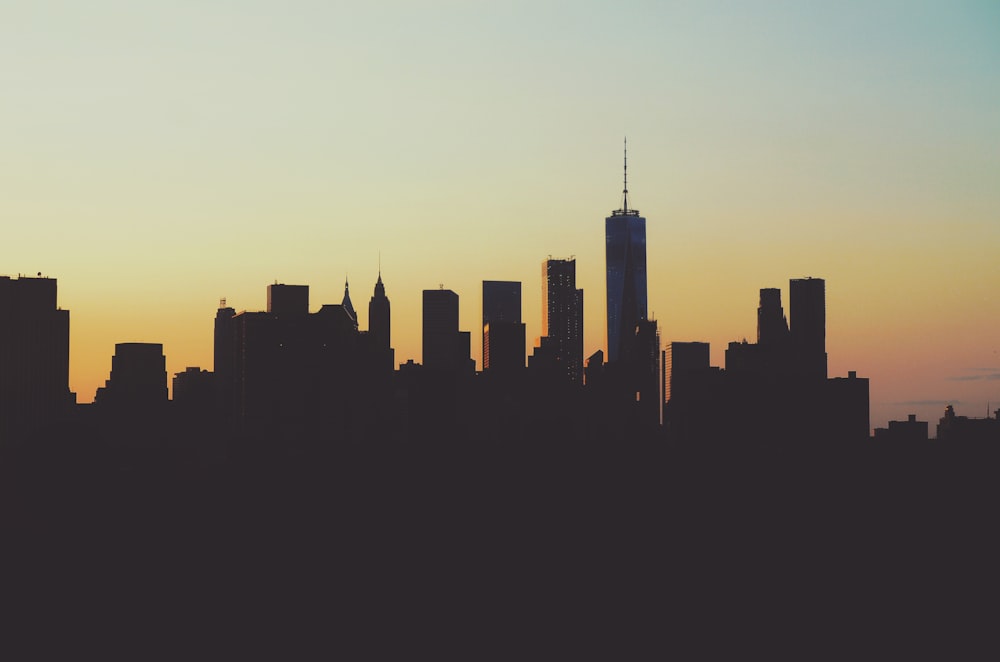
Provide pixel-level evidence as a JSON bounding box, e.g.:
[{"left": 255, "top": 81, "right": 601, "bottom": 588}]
[{"left": 3, "top": 1, "right": 998, "bottom": 433}]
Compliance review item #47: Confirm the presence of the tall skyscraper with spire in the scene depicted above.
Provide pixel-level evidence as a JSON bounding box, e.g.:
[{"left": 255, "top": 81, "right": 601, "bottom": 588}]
[
  {"left": 366, "top": 270, "right": 394, "bottom": 373},
  {"left": 605, "top": 138, "right": 648, "bottom": 365},
  {"left": 369, "top": 271, "right": 390, "bottom": 352}
]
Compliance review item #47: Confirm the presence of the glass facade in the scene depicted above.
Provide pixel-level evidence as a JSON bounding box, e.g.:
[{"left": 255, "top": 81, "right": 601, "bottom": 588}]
[{"left": 605, "top": 212, "right": 647, "bottom": 364}]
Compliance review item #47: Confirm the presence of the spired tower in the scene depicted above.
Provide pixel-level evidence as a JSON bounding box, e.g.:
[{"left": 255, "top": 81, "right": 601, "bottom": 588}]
[
  {"left": 605, "top": 138, "right": 648, "bottom": 365},
  {"left": 367, "top": 270, "right": 394, "bottom": 373},
  {"left": 369, "top": 271, "right": 390, "bottom": 351}
]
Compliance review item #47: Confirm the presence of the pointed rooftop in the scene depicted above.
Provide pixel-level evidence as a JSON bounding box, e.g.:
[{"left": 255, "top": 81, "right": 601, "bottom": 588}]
[{"left": 342, "top": 277, "right": 357, "bottom": 322}]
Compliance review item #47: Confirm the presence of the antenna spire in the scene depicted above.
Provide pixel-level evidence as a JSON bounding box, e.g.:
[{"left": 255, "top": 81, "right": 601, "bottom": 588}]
[
  {"left": 611, "top": 137, "right": 638, "bottom": 216},
  {"left": 623, "top": 136, "right": 629, "bottom": 212}
]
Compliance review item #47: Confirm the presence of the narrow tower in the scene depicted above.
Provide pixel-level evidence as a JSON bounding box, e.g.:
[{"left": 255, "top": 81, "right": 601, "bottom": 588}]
[
  {"left": 540, "top": 258, "right": 583, "bottom": 384},
  {"left": 605, "top": 138, "right": 648, "bottom": 364},
  {"left": 368, "top": 269, "right": 394, "bottom": 373},
  {"left": 369, "top": 271, "right": 390, "bottom": 350}
]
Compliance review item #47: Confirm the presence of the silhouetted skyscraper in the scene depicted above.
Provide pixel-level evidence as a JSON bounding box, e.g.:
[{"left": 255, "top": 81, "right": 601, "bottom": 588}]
[
  {"left": 365, "top": 272, "right": 394, "bottom": 374},
  {"left": 0, "top": 275, "right": 72, "bottom": 443},
  {"left": 482, "top": 280, "right": 524, "bottom": 373},
  {"left": 369, "top": 272, "right": 391, "bottom": 352},
  {"left": 214, "top": 301, "right": 236, "bottom": 420},
  {"left": 540, "top": 258, "right": 583, "bottom": 384},
  {"left": 423, "top": 288, "right": 473, "bottom": 374},
  {"left": 483, "top": 281, "right": 521, "bottom": 327},
  {"left": 757, "top": 288, "right": 790, "bottom": 348},
  {"left": 790, "top": 277, "right": 827, "bottom": 380},
  {"left": 605, "top": 140, "right": 647, "bottom": 365},
  {"left": 95, "top": 343, "right": 168, "bottom": 409}
]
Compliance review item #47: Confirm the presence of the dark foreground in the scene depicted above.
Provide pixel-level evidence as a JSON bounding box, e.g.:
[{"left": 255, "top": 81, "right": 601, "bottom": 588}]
[{"left": 2, "top": 434, "right": 998, "bottom": 657}]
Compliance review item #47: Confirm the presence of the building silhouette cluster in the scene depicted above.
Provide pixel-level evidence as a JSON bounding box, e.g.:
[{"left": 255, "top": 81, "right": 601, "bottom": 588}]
[
  {"left": 661, "top": 278, "right": 870, "bottom": 443},
  {"left": 2, "top": 151, "right": 997, "bottom": 454}
]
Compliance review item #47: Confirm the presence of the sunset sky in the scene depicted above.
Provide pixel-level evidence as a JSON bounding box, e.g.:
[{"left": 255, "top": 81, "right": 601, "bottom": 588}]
[{"left": 3, "top": 1, "right": 998, "bottom": 432}]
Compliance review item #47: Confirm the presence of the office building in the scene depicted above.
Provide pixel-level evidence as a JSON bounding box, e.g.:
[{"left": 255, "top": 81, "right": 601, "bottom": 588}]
[
  {"left": 757, "top": 288, "right": 790, "bottom": 348},
  {"left": 482, "top": 280, "right": 524, "bottom": 372},
  {"left": 540, "top": 258, "right": 583, "bottom": 384},
  {"left": 95, "top": 343, "right": 168, "bottom": 409},
  {"left": 423, "top": 288, "right": 474, "bottom": 374},
  {"left": 790, "top": 277, "right": 827, "bottom": 381},
  {"left": 605, "top": 140, "right": 648, "bottom": 364},
  {"left": 0, "top": 275, "right": 72, "bottom": 443}
]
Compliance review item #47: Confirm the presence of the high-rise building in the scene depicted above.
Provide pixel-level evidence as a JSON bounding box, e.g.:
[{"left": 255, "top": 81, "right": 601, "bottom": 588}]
[
  {"left": 757, "top": 288, "right": 790, "bottom": 348},
  {"left": 367, "top": 272, "right": 394, "bottom": 373},
  {"left": 0, "top": 275, "right": 72, "bottom": 443},
  {"left": 482, "top": 280, "right": 524, "bottom": 373},
  {"left": 95, "top": 343, "right": 168, "bottom": 409},
  {"left": 369, "top": 273, "right": 391, "bottom": 351},
  {"left": 214, "top": 301, "right": 236, "bottom": 420},
  {"left": 423, "top": 288, "right": 474, "bottom": 374},
  {"left": 483, "top": 281, "right": 521, "bottom": 327},
  {"left": 605, "top": 140, "right": 648, "bottom": 365},
  {"left": 540, "top": 258, "right": 583, "bottom": 384},
  {"left": 790, "top": 277, "right": 827, "bottom": 380}
]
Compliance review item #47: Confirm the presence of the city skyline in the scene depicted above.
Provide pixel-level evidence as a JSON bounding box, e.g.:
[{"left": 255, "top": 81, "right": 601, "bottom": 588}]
[{"left": 4, "top": 2, "right": 998, "bottom": 431}]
